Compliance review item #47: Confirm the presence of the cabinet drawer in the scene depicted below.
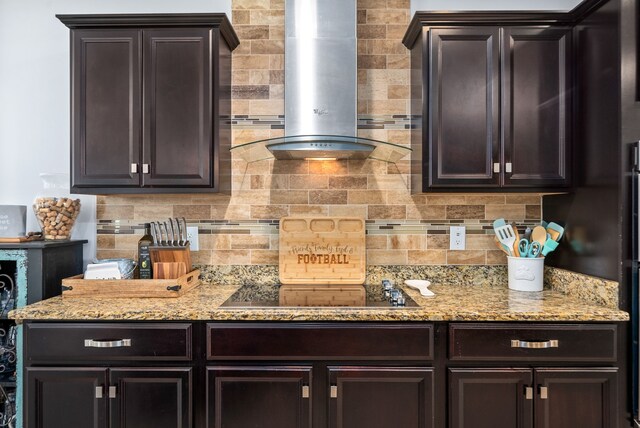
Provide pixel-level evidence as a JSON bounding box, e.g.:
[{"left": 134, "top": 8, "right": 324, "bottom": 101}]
[
  {"left": 207, "top": 323, "right": 433, "bottom": 361},
  {"left": 25, "top": 323, "right": 192, "bottom": 363},
  {"left": 449, "top": 324, "right": 617, "bottom": 362}
]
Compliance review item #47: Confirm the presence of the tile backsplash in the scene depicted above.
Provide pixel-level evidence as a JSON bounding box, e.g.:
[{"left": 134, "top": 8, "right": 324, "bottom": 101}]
[{"left": 95, "top": 0, "right": 543, "bottom": 266}]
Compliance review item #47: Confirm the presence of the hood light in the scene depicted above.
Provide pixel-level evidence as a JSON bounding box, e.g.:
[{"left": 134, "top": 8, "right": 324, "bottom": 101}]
[{"left": 305, "top": 157, "right": 337, "bottom": 161}]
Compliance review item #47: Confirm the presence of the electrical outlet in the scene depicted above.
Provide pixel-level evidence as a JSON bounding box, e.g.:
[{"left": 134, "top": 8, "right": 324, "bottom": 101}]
[
  {"left": 449, "top": 226, "right": 466, "bottom": 250},
  {"left": 187, "top": 226, "right": 199, "bottom": 251}
]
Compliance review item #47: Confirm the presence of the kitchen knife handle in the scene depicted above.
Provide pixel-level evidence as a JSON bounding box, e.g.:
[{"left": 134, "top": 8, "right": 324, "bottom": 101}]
[
  {"left": 172, "top": 218, "right": 181, "bottom": 246},
  {"left": 158, "top": 223, "right": 167, "bottom": 245},
  {"left": 166, "top": 220, "right": 175, "bottom": 246},
  {"left": 510, "top": 339, "right": 558, "bottom": 349},
  {"left": 150, "top": 222, "right": 156, "bottom": 245},
  {"left": 181, "top": 217, "right": 189, "bottom": 244},
  {"left": 84, "top": 339, "right": 132, "bottom": 348}
]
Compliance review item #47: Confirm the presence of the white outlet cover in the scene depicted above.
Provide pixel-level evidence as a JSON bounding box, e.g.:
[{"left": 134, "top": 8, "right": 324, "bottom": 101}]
[
  {"left": 187, "top": 226, "right": 199, "bottom": 251},
  {"left": 449, "top": 226, "right": 466, "bottom": 250}
]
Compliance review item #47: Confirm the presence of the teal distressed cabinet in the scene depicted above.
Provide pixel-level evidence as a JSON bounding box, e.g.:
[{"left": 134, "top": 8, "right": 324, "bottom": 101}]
[{"left": 0, "top": 240, "right": 86, "bottom": 427}]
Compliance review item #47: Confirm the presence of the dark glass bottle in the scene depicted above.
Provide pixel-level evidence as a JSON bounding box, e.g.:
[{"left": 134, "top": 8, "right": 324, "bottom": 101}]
[{"left": 138, "top": 223, "right": 153, "bottom": 279}]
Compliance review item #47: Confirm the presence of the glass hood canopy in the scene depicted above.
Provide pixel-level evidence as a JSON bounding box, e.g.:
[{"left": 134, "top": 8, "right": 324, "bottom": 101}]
[{"left": 229, "top": 135, "right": 412, "bottom": 163}]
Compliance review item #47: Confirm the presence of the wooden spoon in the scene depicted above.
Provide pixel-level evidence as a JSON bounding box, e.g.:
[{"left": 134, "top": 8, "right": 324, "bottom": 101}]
[{"left": 531, "top": 226, "right": 548, "bottom": 250}]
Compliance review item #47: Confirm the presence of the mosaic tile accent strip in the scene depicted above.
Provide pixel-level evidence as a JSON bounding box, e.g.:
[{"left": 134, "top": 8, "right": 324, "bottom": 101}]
[
  {"left": 96, "top": 219, "right": 540, "bottom": 235},
  {"left": 229, "top": 115, "right": 412, "bottom": 131}
]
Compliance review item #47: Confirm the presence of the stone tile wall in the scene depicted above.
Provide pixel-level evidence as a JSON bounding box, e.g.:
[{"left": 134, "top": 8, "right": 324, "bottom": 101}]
[{"left": 95, "top": 0, "right": 544, "bottom": 267}]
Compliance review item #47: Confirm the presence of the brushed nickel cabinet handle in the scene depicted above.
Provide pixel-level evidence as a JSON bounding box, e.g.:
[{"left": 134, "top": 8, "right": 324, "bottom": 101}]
[
  {"left": 493, "top": 163, "right": 500, "bottom": 173},
  {"left": 142, "top": 164, "right": 150, "bottom": 174},
  {"left": 108, "top": 386, "right": 117, "bottom": 399},
  {"left": 539, "top": 386, "right": 548, "bottom": 399},
  {"left": 511, "top": 339, "right": 558, "bottom": 349},
  {"left": 302, "top": 385, "right": 310, "bottom": 398},
  {"left": 330, "top": 385, "right": 338, "bottom": 398},
  {"left": 95, "top": 386, "right": 104, "bottom": 399},
  {"left": 84, "top": 339, "right": 132, "bottom": 348},
  {"left": 525, "top": 386, "right": 533, "bottom": 400},
  {"left": 130, "top": 163, "right": 138, "bottom": 173},
  {"left": 505, "top": 162, "right": 513, "bottom": 173}
]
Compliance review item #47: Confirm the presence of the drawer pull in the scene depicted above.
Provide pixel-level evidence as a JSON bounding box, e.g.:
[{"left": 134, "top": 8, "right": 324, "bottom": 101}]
[
  {"left": 511, "top": 339, "right": 558, "bottom": 349},
  {"left": 84, "top": 339, "right": 132, "bottom": 348}
]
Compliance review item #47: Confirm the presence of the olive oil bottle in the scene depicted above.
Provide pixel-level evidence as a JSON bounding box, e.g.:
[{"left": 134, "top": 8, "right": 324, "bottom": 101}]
[{"left": 138, "top": 223, "right": 153, "bottom": 279}]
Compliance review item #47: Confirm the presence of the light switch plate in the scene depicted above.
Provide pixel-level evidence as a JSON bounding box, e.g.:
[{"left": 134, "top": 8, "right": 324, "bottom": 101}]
[
  {"left": 449, "top": 226, "right": 466, "bottom": 250},
  {"left": 187, "top": 226, "right": 199, "bottom": 251}
]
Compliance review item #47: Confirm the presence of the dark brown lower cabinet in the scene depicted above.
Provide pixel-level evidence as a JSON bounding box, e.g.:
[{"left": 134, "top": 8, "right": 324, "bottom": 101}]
[
  {"left": 109, "top": 368, "right": 192, "bottom": 428},
  {"left": 534, "top": 368, "right": 618, "bottom": 428},
  {"left": 449, "top": 368, "right": 533, "bottom": 428},
  {"left": 25, "top": 367, "right": 192, "bottom": 428},
  {"left": 449, "top": 367, "right": 618, "bottom": 428},
  {"left": 207, "top": 366, "right": 312, "bottom": 428},
  {"left": 26, "top": 367, "right": 107, "bottom": 428},
  {"left": 328, "top": 367, "right": 434, "bottom": 428}
]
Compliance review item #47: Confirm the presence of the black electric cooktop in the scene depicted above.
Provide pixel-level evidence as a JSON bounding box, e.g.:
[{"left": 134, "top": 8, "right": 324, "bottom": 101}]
[{"left": 220, "top": 280, "right": 419, "bottom": 308}]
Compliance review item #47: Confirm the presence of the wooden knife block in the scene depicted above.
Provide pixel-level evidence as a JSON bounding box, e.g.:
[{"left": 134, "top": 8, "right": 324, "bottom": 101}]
[
  {"left": 150, "top": 246, "right": 192, "bottom": 279},
  {"left": 153, "top": 262, "right": 188, "bottom": 280}
]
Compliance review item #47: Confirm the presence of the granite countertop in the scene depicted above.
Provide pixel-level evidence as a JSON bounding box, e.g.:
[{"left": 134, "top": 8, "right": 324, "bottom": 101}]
[{"left": 9, "top": 280, "right": 629, "bottom": 323}]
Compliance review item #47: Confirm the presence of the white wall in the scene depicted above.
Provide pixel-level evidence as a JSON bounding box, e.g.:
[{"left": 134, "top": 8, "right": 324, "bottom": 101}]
[
  {"left": 411, "top": 0, "right": 582, "bottom": 14},
  {"left": 0, "top": 0, "right": 231, "bottom": 264}
]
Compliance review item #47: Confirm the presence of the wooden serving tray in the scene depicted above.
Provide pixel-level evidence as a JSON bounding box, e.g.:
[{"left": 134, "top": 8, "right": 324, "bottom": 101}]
[{"left": 61, "top": 269, "right": 200, "bottom": 298}]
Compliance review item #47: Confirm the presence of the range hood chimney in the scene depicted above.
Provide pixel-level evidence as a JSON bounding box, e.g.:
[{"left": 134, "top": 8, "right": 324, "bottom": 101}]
[{"left": 230, "top": 0, "right": 410, "bottom": 163}]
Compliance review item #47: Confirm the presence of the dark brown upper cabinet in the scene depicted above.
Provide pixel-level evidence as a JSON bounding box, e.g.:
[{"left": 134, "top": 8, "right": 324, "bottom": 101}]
[
  {"left": 404, "top": 13, "right": 573, "bottom": 192},
  {"left": 58, "top": 14, "right": 239, "bottom": 194},
  {"left": 428, "top": 27, "right": 501, "bottom": 188},
  {"left": 502, "top": 27, "right": 572, "bottom": 188}
]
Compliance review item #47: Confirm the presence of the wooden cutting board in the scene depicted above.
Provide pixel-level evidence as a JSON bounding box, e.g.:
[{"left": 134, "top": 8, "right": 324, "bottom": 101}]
[{"left": 279, "top": 217, "right": 366, "bottom": 285}]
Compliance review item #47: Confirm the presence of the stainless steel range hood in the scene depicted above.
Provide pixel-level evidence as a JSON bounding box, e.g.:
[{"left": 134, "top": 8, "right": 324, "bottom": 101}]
[{"left": 230, "top": 0, "right": 410, "bottom": 163}]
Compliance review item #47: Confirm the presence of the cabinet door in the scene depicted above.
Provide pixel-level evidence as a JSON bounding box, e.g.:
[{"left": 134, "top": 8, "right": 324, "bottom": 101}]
[
  {"left": 142, "top": 28, "right": 212, "bottom": 187},
  {"left": 449, "top": 368, "right": 533, "bottom": 428},
  {"left": 109, "top": 368, "right": 192, "bottom": 428},
  {"left": 534, "top": 368, "right": 617, "bottom": 428},
  {"left": 25, "top": 367, "right": 107, "bottom": 428},
  {"left": 502, "top": 27, "right": 572, "bottom": 188},
  {"left": 428, "top": 28, "right": 500, "bottom": 188},
  {"left": 328, "top": 366, "right": 434, "bottom": 428},
  {"left": 71, "top": 29, "right": 142, "bottom": 189},
  {"left": 207, "top": 366, "right": 312, "bottom": 428}
]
